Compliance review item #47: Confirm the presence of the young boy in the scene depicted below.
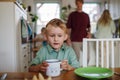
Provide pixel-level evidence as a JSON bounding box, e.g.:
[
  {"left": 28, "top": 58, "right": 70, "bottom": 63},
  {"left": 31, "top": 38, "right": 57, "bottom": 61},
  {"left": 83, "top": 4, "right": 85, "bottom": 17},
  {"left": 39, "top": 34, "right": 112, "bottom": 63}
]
[{"left": 29, "top": 18, "right": 80, "bottom": 72}]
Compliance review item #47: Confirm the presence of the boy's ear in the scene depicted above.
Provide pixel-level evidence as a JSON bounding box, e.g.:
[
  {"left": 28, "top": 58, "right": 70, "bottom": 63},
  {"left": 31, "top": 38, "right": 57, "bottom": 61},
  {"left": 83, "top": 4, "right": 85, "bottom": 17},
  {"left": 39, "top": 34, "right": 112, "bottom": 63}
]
[{"left": 64, "top": 34, "right": 68, "bottom": 41}]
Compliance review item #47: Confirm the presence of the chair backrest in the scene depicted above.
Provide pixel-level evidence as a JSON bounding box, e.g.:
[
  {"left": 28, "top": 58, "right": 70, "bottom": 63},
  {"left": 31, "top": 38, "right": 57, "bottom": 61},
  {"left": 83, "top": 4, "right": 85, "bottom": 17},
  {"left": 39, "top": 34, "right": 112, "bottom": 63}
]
[{"left": 82, "top": 38, "right": 120, "bottom": 68}]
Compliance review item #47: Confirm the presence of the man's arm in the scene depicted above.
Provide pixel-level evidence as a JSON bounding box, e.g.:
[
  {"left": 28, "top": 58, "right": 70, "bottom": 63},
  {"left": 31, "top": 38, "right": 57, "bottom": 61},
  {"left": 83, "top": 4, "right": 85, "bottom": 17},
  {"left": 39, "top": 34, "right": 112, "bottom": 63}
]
[{"left": 66, "top": 28, "right": 72, "bottom": 46}]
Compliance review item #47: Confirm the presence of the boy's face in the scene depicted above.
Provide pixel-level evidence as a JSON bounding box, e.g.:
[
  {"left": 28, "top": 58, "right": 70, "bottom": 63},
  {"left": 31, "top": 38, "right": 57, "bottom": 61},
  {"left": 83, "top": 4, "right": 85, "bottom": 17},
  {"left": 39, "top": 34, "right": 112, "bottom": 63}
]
[{"left": 45, "top": 26, "right": 67, "bottom": 51}]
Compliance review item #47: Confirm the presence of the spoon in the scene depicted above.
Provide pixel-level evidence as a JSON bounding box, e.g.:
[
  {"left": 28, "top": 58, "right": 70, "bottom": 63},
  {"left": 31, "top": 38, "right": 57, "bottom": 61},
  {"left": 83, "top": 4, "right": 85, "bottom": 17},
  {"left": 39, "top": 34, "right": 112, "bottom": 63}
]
[{"left": 0, "top": 73, "right": 7, "bottom": 80}]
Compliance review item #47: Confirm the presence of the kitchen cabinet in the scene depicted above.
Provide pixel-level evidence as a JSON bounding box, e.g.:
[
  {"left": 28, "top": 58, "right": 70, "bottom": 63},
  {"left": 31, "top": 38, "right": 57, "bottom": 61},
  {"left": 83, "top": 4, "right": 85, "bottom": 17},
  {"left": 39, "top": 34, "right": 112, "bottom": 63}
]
[
  {"left": 0, "top": 0, "right": 16, "bottom": 2},
  {"left": 0, "top": 0, "right": 23, "bottom": 3},
  {"left": 20, "top": 44, "right": 31, "bottom": 72},
  {"left": 0, "top": 2, "right": 30, "bottom": 72}
]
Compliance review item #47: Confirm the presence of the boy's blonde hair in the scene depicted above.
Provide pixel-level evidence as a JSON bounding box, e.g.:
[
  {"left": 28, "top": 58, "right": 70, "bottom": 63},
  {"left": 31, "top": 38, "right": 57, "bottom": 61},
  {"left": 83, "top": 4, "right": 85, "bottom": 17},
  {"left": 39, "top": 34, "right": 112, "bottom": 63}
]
[{"left": 45, "top": 18, "right": 68, "bottom": 35}]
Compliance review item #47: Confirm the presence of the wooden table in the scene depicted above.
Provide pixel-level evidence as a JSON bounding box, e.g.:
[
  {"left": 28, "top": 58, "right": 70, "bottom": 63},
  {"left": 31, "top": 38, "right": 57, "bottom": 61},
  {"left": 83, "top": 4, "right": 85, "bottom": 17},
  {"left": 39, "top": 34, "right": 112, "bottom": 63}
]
[{"left": 1, "top": 68, "right": 120, "bottom": 80}]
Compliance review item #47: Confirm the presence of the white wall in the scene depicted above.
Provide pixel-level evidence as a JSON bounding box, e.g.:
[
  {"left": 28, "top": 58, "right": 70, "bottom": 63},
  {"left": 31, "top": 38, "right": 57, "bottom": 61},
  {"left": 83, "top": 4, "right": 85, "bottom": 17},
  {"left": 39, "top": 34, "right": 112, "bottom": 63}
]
[{"left": 109, "top": 0, "right": 120, "bottom": 19}]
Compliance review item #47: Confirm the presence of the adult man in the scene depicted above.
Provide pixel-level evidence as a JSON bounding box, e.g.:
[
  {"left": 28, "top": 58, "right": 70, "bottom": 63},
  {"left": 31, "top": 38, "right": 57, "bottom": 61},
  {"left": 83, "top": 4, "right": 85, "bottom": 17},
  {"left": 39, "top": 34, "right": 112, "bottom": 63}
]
[{"left": 66, "top": 0, "right": 91, "bottom": 61}]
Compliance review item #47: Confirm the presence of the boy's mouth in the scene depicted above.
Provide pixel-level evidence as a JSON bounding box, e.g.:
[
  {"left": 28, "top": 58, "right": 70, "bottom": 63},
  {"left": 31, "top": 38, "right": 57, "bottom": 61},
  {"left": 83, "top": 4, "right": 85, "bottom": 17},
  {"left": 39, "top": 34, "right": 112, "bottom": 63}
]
[{"left": 53, "top": 43, "right": 59, "bottom": 45}]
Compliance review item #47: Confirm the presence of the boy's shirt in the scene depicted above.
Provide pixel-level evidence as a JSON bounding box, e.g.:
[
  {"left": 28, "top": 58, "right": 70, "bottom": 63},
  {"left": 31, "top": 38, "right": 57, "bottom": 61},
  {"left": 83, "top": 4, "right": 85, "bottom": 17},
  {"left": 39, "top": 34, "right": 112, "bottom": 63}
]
[{"left": 30, "top": 43, "right": 80, "bottom": 68}]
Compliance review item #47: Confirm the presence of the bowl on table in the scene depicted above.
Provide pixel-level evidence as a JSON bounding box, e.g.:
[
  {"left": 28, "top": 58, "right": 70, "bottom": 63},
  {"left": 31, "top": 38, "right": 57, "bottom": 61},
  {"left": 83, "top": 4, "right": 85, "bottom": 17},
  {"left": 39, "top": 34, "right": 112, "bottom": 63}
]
[{"left": 74, "top": 67, "right": 113, "bottom": 80}]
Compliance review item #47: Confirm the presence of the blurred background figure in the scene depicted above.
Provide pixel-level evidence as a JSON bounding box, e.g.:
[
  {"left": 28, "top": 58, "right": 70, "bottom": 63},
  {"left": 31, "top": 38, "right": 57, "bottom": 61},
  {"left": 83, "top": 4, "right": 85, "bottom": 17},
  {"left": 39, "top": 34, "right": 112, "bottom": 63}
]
[
  {"left": 66, "top": 0, "right": 91, "bottom": 62},
  {"left": 95, "top": 9, "right": 116, "bottom": 67},
  {"left": 95, "top": 9, "right": 116, "bottom": 39},
  {"left": 32, "top": 27, "right": 47, "bottom": 55}
]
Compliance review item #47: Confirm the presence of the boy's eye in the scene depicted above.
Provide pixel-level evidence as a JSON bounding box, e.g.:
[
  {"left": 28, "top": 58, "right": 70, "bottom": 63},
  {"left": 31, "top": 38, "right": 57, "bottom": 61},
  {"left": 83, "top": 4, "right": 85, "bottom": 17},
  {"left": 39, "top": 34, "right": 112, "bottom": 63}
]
[
  {"left": 49, "top": 34, "right": 63, "bottom": 37},
  {"left": 58, "top": 35, "right": 62, "bottom": 37},
  {"left": 49, "top": 35, "right": 55, "bottom": 37}
]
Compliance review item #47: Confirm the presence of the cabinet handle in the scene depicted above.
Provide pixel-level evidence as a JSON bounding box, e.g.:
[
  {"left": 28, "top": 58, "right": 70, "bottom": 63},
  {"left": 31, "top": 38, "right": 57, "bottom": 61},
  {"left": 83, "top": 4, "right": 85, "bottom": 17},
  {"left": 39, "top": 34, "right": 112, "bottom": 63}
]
[
  {"left": 24, "top": 66, "right": 27, "bottom": 68},
  {"left": 28, "top": 61, "right": 30, "bottom": 63},
  {"left": 24, "top": 55, "right": 26, "bottom": 57},
  {"left": 24, "top": 47, "right": 26, "bottom": 49}
]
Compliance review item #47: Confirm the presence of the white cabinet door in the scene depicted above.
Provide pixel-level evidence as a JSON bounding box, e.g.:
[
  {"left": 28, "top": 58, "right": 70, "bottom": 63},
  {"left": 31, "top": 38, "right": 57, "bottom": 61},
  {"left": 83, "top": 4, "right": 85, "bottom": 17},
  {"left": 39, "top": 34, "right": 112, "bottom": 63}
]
[
  {"left": 0, "top": 2, "right": 18, "bottom": 72},
  {"left": 0, "top": 2, "right": 28, "bottom": 72}
]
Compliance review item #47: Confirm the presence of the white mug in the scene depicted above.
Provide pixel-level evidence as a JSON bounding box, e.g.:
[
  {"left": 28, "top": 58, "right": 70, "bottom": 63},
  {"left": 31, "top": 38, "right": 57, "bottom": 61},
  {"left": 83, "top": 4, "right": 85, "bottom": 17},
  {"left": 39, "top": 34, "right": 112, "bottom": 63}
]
[{"left": 46, "top": 59, "right": 61, "bottom": 77}]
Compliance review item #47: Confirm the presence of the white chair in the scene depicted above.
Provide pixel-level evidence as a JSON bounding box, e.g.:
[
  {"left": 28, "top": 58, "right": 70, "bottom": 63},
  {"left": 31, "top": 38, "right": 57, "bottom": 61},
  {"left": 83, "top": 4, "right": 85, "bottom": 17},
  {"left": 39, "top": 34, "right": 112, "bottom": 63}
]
[{"left": 82, "top": 38, "right": 120, "bottom": 68}]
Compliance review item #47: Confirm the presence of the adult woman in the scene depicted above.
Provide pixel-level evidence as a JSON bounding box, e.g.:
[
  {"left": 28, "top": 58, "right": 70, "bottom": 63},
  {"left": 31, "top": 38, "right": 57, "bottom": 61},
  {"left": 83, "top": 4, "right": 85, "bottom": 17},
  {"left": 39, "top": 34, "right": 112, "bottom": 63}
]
[
  {"left": 95, "top": 9, "right": 116, "bottom": 38},
  {"left": 95, "top": 9, "right": 116, "bottom": 67}
]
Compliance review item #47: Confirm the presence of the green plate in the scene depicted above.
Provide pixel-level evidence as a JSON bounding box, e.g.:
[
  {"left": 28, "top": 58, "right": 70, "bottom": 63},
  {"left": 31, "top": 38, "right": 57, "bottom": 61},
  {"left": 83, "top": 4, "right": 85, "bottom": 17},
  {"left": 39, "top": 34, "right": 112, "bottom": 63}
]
[{"left": 74, "top": 67, "right": 113, "bottom": 80}]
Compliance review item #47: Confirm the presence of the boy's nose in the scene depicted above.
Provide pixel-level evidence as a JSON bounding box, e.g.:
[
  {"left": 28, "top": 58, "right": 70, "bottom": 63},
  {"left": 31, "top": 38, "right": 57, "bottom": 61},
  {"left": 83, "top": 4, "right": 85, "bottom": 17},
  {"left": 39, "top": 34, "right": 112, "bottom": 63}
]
[{"left": 54, "top": 36, "right": 58, "bottom": 41}]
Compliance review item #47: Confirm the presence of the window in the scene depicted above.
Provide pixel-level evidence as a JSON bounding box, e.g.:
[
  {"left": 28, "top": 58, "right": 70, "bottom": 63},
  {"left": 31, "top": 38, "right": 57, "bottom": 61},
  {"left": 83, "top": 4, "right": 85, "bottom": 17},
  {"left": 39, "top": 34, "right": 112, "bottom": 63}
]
[
  {"left": 83, "top": 3, "right": 100, "bottom": 33},
  {"left": 35, "top": 2, "right": 100, "bottom": 34},
  {"left": 36, "top": 3, "right": 60, "bottom": 34}
]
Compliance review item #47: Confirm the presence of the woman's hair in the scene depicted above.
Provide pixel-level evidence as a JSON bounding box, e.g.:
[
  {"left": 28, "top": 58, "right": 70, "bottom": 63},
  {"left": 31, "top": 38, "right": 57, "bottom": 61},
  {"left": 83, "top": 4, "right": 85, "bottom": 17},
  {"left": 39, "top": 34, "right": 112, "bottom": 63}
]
[
  {"left": 45, "top": 18, "right": 68, "bottom": 34},
  {"left": 97, "top": 9, "right": 112, "bottom": 26}
]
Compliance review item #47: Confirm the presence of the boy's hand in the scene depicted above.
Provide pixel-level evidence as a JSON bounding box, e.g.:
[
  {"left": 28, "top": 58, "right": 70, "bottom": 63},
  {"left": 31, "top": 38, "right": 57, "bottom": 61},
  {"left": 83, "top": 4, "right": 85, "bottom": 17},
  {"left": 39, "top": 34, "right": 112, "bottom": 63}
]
[
  {"left": 61, "top": 60, "right": 68, "bottom": 70},
  {"left": 61, "top": 60, "right": 74, "bottom": 71},
  {"left": 39, "top": 61, "right": 49, "bottom": 72}
]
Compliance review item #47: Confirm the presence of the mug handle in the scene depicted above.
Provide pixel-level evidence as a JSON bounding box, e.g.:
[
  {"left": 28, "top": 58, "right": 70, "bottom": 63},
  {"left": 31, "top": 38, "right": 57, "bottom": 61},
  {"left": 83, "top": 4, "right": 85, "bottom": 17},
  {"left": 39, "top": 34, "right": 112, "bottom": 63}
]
[{"left": 59, "top": 62, "right": 63, "bottom": 71}]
